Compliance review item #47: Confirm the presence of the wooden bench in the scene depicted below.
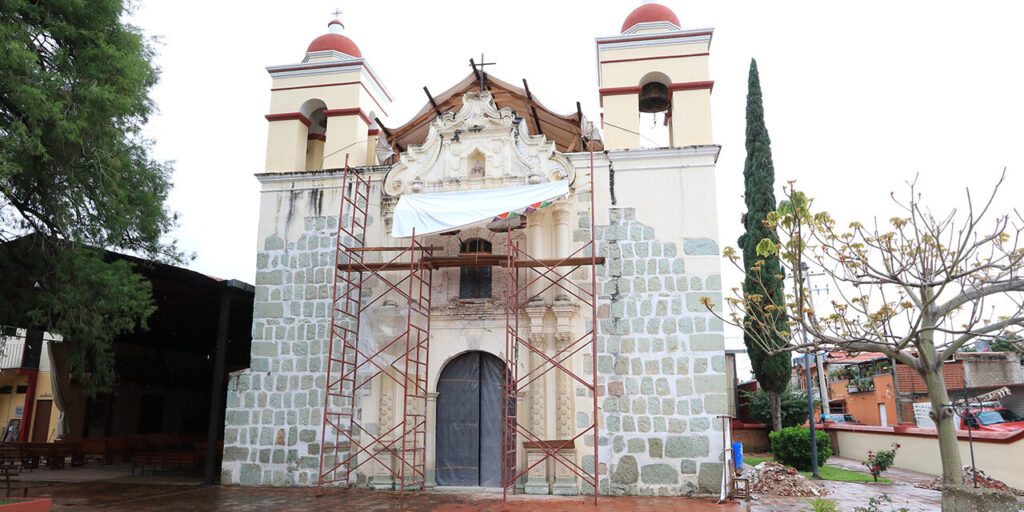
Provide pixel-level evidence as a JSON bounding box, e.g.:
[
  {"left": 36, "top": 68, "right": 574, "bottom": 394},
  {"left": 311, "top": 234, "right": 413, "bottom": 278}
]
[{"left": 132, "top": 451, "right": 196, "bottom": 476}]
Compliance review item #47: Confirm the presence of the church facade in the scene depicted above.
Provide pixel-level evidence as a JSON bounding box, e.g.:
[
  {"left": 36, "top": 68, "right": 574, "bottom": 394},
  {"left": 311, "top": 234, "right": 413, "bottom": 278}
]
[{"left": 221, "top": 3, "right": 728, "bottom": 496}]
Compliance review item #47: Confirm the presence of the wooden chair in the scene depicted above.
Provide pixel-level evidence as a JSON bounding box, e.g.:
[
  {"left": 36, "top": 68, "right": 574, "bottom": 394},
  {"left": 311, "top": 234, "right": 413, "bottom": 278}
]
[{"left": 729, "top": 458, "right": 750, "bottom": 499}]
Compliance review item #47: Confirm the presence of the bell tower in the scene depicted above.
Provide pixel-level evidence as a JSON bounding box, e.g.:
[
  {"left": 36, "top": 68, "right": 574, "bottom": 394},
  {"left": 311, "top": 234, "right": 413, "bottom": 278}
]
[
  {"left": 596, "top": 3, "right": 713, "bottom": 149},
  {"left": 263, "top": 19, "right": 392, "bottom": 171}
]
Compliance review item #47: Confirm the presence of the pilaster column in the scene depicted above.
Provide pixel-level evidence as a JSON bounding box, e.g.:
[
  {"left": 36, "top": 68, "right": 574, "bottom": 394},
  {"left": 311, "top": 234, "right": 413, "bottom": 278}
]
[
  {"left": 554, "top": 331, "right": 573, "bottom": 439},
  {"left": 424, "top": 392, "right": 438, "bottom": 489},
  {"left": 524, "top": 306, "right": 548, "bottom": 435},
  {"left": 552, "top": 206, "right": 571, "bottom": 301},
  {"left": 524, "top": 306, "right": 550, "bottom": 494},
  {"left": 526, "top": 214, "right": 546, "bottom": 304},
  {"left": 551, "top": 300, "right": 579, "bottom": 495},
  {"left": 370, "top": 374, "right": 396, "bottom": 489}
]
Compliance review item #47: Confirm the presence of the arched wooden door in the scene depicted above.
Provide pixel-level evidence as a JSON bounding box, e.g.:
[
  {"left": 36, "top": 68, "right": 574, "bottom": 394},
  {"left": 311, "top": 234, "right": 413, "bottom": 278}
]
[{"left": 435, "top": 351, "right": 505, "bottom": 486}]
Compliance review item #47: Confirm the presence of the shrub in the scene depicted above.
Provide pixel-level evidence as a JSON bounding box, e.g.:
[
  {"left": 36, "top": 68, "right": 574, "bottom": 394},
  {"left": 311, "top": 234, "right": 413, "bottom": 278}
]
[
  {"left": 769, "top": 426, "right": 832, "bottom": 471},
  {"left": 852, "top": 494, "right": 909, "bottom": 512},
  {"left": 863, "top": 443, "right": 900, "bottom": 481},
  {"left": 743, "top": 390, "right": 811, "bottom": 428},
  {"left": 804, "top": 498, "right": 840, "bottom": 512}
]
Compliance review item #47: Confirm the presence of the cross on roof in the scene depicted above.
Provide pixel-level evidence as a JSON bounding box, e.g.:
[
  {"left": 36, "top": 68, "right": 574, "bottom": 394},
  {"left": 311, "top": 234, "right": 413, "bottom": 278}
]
[
  {"left": 329, "top": 9, "right": 346, "bottom": 30},
  {"left": 470, "top": 53, "right": 495, "bottom": 93}
]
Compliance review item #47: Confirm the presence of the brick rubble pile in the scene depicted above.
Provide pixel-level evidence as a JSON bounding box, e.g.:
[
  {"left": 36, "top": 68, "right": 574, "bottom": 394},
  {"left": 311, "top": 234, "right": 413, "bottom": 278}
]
[
  {"left": 746, "top": 461, "right": 827, "bottom": 497},
  {"left": 914, "top": 466, "right": 1024, "bottom": 496}
]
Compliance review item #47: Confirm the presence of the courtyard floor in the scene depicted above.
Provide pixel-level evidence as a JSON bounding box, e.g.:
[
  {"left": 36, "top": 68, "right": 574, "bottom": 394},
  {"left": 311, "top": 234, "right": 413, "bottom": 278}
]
[{"left": 11, "top": 458, "right": 1024, "bottom": 511}]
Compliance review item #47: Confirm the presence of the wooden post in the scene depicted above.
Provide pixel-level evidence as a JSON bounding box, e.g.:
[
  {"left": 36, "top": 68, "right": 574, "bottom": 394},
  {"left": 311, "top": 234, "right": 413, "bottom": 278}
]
[{"left": 204, "top": 284, "right": 233, "bottom": 484}]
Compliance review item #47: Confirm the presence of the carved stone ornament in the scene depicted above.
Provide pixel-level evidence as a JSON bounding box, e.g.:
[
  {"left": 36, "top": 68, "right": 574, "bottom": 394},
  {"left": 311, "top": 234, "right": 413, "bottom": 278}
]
[{"left": 383, "top": 91, "right": 574, "bottom": 196}]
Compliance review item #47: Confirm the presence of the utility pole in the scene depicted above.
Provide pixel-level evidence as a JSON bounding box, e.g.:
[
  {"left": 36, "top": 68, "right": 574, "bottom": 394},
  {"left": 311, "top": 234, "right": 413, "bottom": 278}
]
[{"left": 798, "top": 262, "right": 827, "bottom": 479}]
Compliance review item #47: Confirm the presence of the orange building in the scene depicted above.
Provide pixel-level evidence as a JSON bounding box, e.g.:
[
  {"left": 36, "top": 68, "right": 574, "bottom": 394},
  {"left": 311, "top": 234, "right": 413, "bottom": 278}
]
[{"left": 795, "top": 351, "right": 898, "bottom": 426}]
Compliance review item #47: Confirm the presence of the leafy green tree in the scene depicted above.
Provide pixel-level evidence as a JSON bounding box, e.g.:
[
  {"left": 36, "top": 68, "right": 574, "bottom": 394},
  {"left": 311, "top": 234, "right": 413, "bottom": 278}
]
[
  {"left": 987, "top": 332, "right": 1023, "bottom": 354},
  {"left": 743, "top": 390, "right": 810, "bottom": 429},
  {"left": 0, "top": 0, "right": 179, "bottom": 394},
  {"left": 738, "top": 59, "right": 792, "bottom": 431}
]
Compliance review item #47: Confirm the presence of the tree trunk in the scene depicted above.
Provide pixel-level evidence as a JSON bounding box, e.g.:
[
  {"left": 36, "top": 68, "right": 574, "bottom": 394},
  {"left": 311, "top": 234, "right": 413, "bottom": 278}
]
[
  {"left": 922, "top": 364, "right": 965, "bottom": 487},
  {"left": 768, "top": 390, "right": 782, "bottom": 432}
]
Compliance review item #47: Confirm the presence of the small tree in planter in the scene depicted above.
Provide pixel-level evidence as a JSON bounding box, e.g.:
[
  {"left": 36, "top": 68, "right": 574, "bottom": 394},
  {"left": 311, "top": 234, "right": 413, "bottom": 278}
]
[{"left": 864, "top": 443, "right": 901, "bottom": 482}]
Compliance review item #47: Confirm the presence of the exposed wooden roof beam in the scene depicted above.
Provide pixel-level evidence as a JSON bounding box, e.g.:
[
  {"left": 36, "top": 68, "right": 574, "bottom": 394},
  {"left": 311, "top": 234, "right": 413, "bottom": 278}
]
[{"left": 423, "top": 86, "right": 442, "bottom": 116}]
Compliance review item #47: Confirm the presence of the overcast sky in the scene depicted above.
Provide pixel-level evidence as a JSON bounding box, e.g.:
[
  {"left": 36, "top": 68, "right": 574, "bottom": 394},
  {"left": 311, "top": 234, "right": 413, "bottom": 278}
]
[{"left": 130, "top": 2, "right": 1024, "bottom": 372}]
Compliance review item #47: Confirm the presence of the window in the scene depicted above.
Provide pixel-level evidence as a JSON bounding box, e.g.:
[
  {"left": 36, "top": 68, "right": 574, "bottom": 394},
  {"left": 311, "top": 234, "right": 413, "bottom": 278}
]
[{"left": 460, "top": 239, "right": 492, "bottom": 299}]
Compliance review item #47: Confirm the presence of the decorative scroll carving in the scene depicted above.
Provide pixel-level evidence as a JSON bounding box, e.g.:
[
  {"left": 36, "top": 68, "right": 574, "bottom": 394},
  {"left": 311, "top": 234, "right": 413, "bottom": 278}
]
[{"left": 383, "top": 91, "right": 575, "bottom": 196}]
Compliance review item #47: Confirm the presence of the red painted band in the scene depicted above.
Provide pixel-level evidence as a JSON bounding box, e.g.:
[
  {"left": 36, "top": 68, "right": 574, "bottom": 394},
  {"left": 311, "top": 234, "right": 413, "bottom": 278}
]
[
  {"left": 270, "top": 81, "right": 389, "bottom": 117},
  {"left": 307, "top": 133, "right": 326, "bottom": 142},
  {"left": 600, "top": 52, "right": 709, "bottom": 65},
  {"left": 598, "top": 86, "right": 642, "bottom": 97},
  {"left": 324, "top": 107, "right": 371, "bottom": 125},
  {"left": 265, "top": 112, "right": 311, "bottom": 127},
  {"left": 367, "top": 129, "right": 380, "bottom": 136},
  {"left": 271, "top": 81, "right": 359, "bottom": 91},
  {"left": 669, "top": 80, "right": 715, "bottom": 92}
]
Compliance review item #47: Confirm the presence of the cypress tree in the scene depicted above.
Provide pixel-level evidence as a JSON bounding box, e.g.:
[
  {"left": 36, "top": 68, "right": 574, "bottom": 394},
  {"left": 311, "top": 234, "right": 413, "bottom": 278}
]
[{"left": 738, "top": 59, "right": 792, "bottom": 432}]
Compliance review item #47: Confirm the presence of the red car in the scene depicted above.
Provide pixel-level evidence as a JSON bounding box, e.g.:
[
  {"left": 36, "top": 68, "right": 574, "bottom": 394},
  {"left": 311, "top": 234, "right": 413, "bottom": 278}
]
[{"left": 960, "top": 407, "right": 1024, "bottom": 432}]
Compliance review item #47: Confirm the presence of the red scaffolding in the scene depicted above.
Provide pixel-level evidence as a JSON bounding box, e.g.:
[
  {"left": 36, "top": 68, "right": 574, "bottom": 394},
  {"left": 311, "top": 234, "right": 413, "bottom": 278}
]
[
  {"left": 317, "top": 161, "right": 433, "bottom": 494},
  {"left": 317, "top": 147, "right": 600, "bottom": 500},
  {"left": 501, "top": 148, "right": 600, "bottom": 501}
]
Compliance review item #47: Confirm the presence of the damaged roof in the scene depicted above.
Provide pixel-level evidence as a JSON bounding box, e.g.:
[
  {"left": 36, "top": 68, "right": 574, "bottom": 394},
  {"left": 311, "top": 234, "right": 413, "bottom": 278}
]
[{"left": 381, "top": 72, "right": 602, "bottom": 155}]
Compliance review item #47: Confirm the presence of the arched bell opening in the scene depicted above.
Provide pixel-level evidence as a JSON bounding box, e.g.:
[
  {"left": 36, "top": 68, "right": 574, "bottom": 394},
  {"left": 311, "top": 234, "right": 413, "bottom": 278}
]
[
  {"left": 300, "top": 99, "right": 328, "bottom": 170},
  {"left": 638, "top": 71, "right": 672, "bottom": 148}
]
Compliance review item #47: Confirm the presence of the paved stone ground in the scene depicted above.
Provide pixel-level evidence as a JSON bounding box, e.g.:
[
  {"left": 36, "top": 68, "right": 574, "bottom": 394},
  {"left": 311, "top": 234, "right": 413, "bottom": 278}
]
[
  {"left": 16, "top": 457, "right": 1024, "bottom": 511},
  {"left": 746, "top": 456, "right": 1024, "bottom": 511},
  {"left": 28, "top": 485, "right": 744, "bottom": 511}
]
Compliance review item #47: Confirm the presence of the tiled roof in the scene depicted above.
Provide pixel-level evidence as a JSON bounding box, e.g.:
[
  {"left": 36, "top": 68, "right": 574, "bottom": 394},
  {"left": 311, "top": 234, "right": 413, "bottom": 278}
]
[{"left": 828, "top": 351, "right": 888, "bottom": 364}]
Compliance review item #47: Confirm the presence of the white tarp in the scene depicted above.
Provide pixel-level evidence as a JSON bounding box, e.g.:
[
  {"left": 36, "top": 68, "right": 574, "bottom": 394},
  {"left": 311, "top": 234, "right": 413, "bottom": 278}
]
[{"left": 390, "top": 181, "right": 569, "bottom": 238}]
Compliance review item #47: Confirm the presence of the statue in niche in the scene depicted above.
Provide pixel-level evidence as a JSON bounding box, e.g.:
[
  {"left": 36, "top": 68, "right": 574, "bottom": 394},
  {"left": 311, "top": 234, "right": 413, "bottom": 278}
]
[{"left": 468, "top": 150, "right": 486, "bottom": 178}]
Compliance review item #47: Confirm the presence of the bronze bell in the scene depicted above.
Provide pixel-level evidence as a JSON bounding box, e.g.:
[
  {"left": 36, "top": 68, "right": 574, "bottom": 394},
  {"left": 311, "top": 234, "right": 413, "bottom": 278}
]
[{"left": 639, "top": 82, "right": 670, "bottom": 113}]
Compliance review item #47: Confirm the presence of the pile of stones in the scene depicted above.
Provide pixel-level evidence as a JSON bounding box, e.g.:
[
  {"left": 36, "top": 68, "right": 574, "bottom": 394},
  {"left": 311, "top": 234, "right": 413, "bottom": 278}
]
[
  {"left": 915, "top": 467, "right": 1023, "bottom": 496},
  {"left": 747, "top": 461, "right": 827, "bottom": 497}
]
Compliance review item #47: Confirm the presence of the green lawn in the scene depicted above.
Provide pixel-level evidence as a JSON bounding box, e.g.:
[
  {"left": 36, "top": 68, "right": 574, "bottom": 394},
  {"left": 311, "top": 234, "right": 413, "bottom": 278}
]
[{"left": 743, "top": 456, "right": 890, "bottom": 483}]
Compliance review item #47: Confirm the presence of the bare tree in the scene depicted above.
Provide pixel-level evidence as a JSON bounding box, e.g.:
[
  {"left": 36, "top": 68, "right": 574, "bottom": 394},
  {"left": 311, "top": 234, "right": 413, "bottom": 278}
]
[{"left": 705, "top": 172, "right": 1024, "bottom": 487}]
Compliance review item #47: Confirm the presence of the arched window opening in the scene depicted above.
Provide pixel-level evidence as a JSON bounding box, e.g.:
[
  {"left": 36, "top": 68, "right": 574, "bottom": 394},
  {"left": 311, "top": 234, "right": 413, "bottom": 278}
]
[
  {"left": 638, "top": 72, "right": 671, "bottom": 148},
  {"left": 460, "top": 239, "right": 492, "bottom": 299}
]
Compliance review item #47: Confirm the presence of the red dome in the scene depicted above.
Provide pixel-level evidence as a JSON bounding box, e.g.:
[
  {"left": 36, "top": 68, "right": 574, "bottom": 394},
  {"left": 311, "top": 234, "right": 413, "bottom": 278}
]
[
  {"left": 621, "top": 3, "right": 680, "bottom": 33},
  {"left": 307, "top": 33, "right": 362, "bottom": 57}
]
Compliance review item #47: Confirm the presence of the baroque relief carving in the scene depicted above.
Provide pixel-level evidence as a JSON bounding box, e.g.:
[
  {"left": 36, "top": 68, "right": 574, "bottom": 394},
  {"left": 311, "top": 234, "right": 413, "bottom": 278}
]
[
  {"left": 555, "top": 332, "right": 573, "bottom": 438},
  {"left": 529, "top": 332, "right": 546, "bottom": 433},
  {"left": 383, "top": 91, "right": 575, "bottom": 197}
]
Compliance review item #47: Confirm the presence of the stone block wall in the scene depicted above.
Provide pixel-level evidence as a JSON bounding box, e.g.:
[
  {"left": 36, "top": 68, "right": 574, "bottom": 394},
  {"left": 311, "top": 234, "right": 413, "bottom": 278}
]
[
  {"left": 586, "top": 206, "right": 727, "bottom": 496},
  {"left": 221, "top": 203, "right": 728, "bottom": 495},
  {"left": 220, "top": 216, "right": 339, "bottom": 486}
]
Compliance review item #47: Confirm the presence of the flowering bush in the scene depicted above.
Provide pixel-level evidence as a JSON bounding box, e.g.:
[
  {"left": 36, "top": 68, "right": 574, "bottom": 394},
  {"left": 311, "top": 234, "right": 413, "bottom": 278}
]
[{"left": 863, "top": 443, "right": 900, "bottom": 481}]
